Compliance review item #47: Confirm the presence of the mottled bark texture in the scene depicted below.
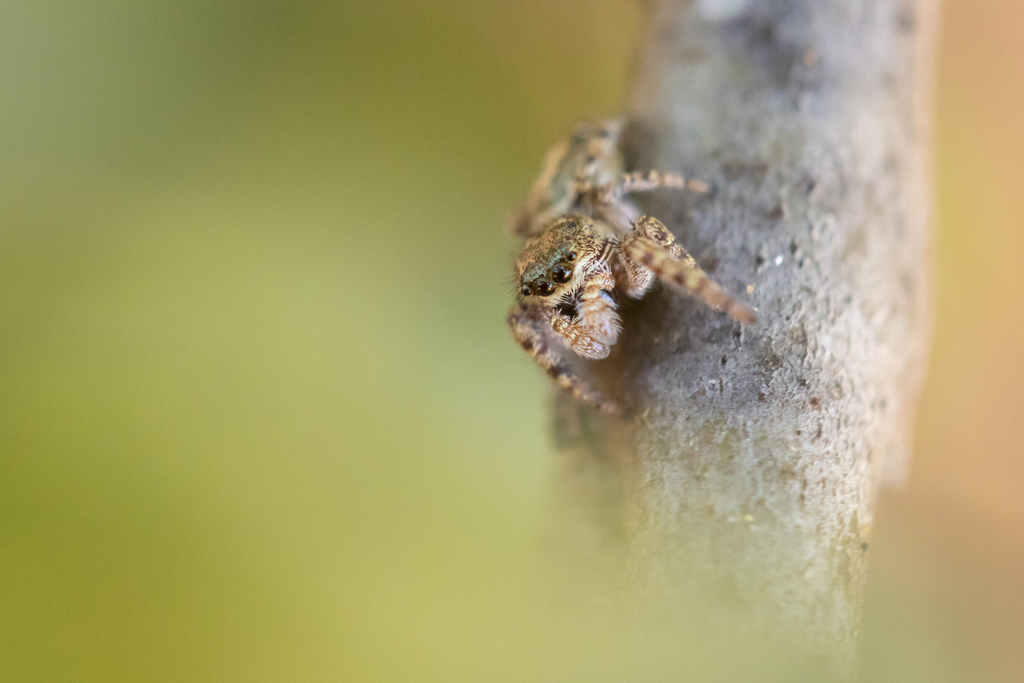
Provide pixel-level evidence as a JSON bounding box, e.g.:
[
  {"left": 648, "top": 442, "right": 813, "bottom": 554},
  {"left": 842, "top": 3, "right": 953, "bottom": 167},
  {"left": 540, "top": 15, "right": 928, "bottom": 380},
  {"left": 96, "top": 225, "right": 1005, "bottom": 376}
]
[{"left": 549, "top": 0, "right": 937, "bottom": 677}]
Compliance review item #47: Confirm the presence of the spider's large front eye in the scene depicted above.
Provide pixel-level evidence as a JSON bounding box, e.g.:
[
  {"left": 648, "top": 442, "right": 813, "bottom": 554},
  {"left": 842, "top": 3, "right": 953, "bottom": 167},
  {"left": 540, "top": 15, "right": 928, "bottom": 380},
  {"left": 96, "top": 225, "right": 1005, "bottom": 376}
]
[
  {"left": 520, "top": 283, "right": 532, "bottom": 297},
  {"left": 552, "top": 265, "right": 572, "bottom": 284},
  {"left": 536, "top": 281, "right": 553, "bottom": 296},
  {"left": 565, "top": 250, "right": 577, "bottom": 262}
]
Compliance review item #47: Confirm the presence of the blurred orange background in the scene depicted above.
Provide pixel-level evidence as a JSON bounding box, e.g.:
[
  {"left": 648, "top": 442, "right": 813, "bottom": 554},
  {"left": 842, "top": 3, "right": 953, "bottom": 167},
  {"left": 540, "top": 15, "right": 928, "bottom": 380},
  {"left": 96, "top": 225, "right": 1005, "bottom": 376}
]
[
  {"left": 861, "top": 2, "right": 1024, "bottom": 681},
  {"left": 0, "top": 1, "right": 1020, "bottom": 681}
]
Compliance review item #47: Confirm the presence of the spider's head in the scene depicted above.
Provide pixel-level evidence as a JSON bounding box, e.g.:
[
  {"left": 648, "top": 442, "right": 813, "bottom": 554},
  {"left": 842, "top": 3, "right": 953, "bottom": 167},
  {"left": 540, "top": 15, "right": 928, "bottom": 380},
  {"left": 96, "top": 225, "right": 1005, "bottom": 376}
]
[{"left": 515, "top": 214, "right": 602, "bottom": 302}]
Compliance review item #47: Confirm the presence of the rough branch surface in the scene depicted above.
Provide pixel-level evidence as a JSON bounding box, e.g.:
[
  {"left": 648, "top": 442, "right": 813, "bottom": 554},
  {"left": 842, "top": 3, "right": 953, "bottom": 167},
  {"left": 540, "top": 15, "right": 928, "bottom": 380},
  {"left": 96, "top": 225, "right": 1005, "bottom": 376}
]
[{"left": 548, "top": 0, "right": 937, "bottom": 676}]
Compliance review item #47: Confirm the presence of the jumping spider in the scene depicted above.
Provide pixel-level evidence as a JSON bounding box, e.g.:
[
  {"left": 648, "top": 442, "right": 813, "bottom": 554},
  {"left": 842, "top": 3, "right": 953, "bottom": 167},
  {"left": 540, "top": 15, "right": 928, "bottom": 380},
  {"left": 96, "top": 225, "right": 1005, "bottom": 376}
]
[{"left": 508, "top": 120, "right": 756, "bottom": 413}]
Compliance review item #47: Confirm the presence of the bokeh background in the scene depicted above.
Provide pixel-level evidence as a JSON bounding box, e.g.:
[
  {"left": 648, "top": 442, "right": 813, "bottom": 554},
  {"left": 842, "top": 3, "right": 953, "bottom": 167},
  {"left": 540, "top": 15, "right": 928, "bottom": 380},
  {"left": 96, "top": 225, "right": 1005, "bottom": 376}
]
[{"left": 0, "top": 1, "right": 1020, "bottom": 681}]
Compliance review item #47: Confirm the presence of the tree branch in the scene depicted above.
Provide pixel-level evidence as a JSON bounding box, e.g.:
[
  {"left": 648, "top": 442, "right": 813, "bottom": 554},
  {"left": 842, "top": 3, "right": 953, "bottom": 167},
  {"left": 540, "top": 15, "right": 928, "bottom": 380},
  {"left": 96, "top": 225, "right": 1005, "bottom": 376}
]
[{"left": 547, "top": 0, "right": 937, "bottom": 677}]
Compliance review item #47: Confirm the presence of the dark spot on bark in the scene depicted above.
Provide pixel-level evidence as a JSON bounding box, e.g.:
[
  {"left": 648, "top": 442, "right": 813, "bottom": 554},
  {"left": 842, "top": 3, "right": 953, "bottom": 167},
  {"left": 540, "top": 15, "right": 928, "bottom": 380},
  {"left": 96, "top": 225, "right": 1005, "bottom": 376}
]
[
  {"left": 700, "top": 256, "right": 719, "bottom": 273},
  {"left": 787, "top": 325, "right": 808, "bottom": 351},
  {"left": 720, "top": 356, "right": 727, "bottom": 367},
  {"left": 757, "top": 338, "right": 783, "bottom": 375},
  {"left": 722, "top": 159, "right": 770, "bottom": 183},
  {"left": 726, "top": 14, "right": 803, "bottom": 85},
  {"left": 767, "top": 204, "right": 784, "bottom": 220},
  {"left": 678, "top": 45, "right": 705, "bottom": 62},
  {"left": 810, "top": 397, "right": 822, "bottom": 410},
  {"left": 750, "top": 20, "right": 775, "bottom": 44},
  {"left": 618, "top": 119, "right": 656, "bottom": 172},
  {"left": 749, "top": 162, "right": 769, "bottom": 183},
  {"left": 896, "top": 6, "right": 916, "bottom": 32},
  {"left": 757, "top": 391, "right": 766, "bottom": 402},
  {"left": 795, "top": 430, "right": 802, "bottom": 436},
  {"left": 799, "top": 175, "right": 816, "bottom": 194},
  {"left": 723, "top": 160, "right": 745, "bottom": 180},
  {"left": 814, "top": 424, "right": 823, "bottom": 440},
  {"left": 861, "top": 542, "right": 869, "bottom": 552},
  {"left": 732, "top": 327, "right": 742, "bottom": 340},
  {"left": 789, "top": 239, "right": 799, "bottom": 255},
  {"left": 755, "top": 254, "right": 765, "bottom": 268}
]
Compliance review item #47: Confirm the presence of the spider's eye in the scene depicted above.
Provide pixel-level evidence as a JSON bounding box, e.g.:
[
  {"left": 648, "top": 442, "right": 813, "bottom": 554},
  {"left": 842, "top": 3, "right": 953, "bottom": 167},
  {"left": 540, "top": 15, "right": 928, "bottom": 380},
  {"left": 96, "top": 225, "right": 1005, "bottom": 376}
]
[
  {"left": 535, "top": 281, "right": 553, "bottom": 296},
  {"left": 552, "top": 265, "right": 572, "bottom": 284},
  {"left": 520, "top": 283, "right": 532, "bottom": 297},
  {"left": 565, "top": 251, "right": 577, "bottom": 262}
]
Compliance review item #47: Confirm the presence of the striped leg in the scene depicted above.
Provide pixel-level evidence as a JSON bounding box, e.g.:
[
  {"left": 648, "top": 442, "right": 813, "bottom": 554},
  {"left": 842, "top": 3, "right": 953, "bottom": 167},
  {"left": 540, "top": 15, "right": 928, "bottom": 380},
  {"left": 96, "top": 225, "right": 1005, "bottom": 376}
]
[
  {"left": 577, "top": 270, "right": 620, "bottom": 346},
  {"left": 613, "top": 170, "right": 710, "bottom": 196},
  {"left": 572, "top": 120, "right": 623, "bottom": 188},
  {"left": 621, "top": 216, "right": 756, "bottom": 324},
  {"left": 611, "top": 239, "right": 654, "bottom": 299},
  {"left": 549, "top": 268, "right": 621, "bottom": 360},
  {"left": 507, "top": 303, "right": 618, "bottom": 413},
  {"left": 592, "top": 171, "right": 711, "bottom": 233}
]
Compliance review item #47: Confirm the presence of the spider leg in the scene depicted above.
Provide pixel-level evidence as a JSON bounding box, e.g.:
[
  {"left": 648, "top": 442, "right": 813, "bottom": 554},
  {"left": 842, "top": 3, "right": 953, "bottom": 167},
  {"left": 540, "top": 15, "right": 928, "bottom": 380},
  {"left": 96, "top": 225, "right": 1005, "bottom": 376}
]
[
  {"left": 511, "top": 139, "right": 570, "bottom": 236},
  {"left": 589, "top": 171, "right": 710, "bottom": 234},
  {"left": 549, "top": 314, "right": 611, "bottom": 360},
  {"left": 573, "top": 269, "right": 621, "bottom": 347},
  {"left": 621, "top": 216, "right": 757, "bottom": 324},
  {"left": 508, "top": 301, "right": 618, "bottom": 413},
  {"left": 544, "top": 267, "right": 622, "bottom": 359},
  {"left": 573, "top": 120, "right": 623, "bottom": 188},
  {"left": 612, "top": 170, "right": 711, "bottom": 197},
  {"left": 514, "top": 121, "right": 625, "bottom": 236},
  {"left": 611, "top": 242, "right": 655, "bottom": 299}
]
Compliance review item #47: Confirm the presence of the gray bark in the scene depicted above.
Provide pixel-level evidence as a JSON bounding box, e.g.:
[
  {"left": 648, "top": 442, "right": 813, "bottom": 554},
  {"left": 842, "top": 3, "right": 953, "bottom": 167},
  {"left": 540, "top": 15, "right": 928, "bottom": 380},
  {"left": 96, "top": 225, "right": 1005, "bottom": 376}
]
[{"left": 547, "top": 0, "right": 937, "bottom": 678}]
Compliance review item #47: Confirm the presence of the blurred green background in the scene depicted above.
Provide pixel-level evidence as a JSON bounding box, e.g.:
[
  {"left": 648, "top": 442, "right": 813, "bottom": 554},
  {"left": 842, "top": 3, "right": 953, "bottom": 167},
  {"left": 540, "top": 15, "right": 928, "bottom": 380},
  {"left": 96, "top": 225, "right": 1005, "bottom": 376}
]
[{"left": 0, "top": 1, "right": 1020, "bottom": 681}]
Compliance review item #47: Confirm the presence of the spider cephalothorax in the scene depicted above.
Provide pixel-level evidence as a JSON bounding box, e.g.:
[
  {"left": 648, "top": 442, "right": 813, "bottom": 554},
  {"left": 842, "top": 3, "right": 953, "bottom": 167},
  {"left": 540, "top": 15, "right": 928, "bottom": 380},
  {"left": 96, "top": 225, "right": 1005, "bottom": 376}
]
[
  {"left": 513, "top": 215, "right": 622, "bottom": 363},
  {"left": 516, "top": 217, "right": 603, "bottom": 301},
  {"left": 507, "top": 120, "right": 755, "bottom": 413}
]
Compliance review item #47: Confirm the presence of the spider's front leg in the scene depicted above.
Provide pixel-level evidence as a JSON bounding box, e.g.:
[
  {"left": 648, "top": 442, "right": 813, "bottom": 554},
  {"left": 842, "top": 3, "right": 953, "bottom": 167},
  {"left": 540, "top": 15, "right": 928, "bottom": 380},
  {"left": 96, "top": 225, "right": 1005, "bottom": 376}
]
[
  {"left": 549, "top": 268, "right": 621, "bottom": 360},
  {"left": 620, "top": 215, "right": 756, "bottom": 324},
  {"left": 507, "top": 300, "right": 618, "bottom": 414}
]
